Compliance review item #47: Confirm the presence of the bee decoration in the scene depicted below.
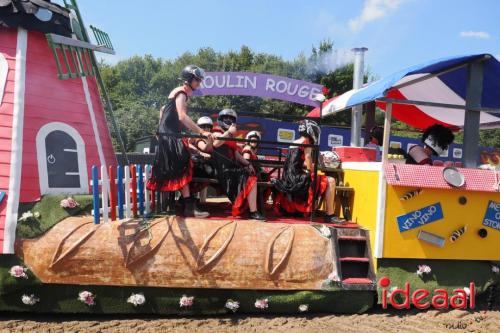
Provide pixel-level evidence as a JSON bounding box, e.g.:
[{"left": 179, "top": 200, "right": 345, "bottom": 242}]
[
  {"left": 450, "top": 225, "right": 467, "bottom": 243},
  {"left": 400, "top": 189, "right": 423, "bottom": 201}
]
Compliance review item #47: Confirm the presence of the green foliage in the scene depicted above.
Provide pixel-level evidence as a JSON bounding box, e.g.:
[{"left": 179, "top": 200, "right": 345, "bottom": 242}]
[
  {"left": 100, "top": 41, "right": 364, "bottom": 151},
  {"left": 479, "top": 129, "right": 500, "bottom": 148},
  {"left": 17, "top": 195, "right": 94, "bottom": 239}
]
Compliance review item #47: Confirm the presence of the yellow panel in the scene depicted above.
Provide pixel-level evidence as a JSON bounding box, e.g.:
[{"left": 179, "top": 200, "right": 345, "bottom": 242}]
[
  {"left": 383, "top": 185, "right": 500, "bottom": 260},
  {"left": 342, "top": 168, "right": 379, "bottom": 261}
]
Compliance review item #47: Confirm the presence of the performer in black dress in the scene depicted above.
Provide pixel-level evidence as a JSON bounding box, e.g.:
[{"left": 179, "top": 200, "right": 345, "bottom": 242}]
[
  {"left": 212, "top": 109, "right": 265, "bottom": 221},
  {"left": 272, "top": 120, "right": 341, "bottom": 224},
  {"left": 147, "top": 65, "right": 212, "bottom": 218},
  {"left": 406, "top": 124, "right": 454, "bottom": 165}
]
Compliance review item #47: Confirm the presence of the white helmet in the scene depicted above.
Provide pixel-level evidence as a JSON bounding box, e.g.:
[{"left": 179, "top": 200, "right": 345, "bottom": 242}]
[
  {"left": 298, "top": 119, "right": 321, "bottom": 144},
  {"left": 245, "top": 131, "right": 261, "bottom": 141},
  {"left": 197, "top": 116, "right": 213, "bottom": 127},
  {"left": 321, "top": 151, "right": 341, "bottom": 168},
  {"left": 424, "top": 135, "right": 444, "bottom": 156},
  {"left": 218, "top": 108, "right": 238, "bottom": 130}
]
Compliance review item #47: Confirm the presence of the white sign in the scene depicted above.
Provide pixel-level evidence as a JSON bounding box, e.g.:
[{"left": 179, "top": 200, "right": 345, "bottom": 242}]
[
  {"left": 390, "top": 141, "right": 402, "bottom": 149},
  {"left": 453, "top": 148, "right": 462, "bottom": 159},
  {"left": 328, "top": 134, "right": 343, "bottom": 147},
  {"left": 277, "top": 128, "right": 295, "bottom": 143}
]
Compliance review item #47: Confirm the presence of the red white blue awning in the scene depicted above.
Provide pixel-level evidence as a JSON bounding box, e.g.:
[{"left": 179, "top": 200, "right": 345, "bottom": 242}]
[{"left": 321, "top": 54, "right": 500, "bottom": 129}]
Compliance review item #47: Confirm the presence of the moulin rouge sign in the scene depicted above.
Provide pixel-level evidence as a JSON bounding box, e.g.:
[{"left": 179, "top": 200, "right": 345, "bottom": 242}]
[
  {"left": 192, "top": 72, "right": 324, "bottom": 107},
  {"left": 379, "top": 277, "right": 475, "bottom": 310}
]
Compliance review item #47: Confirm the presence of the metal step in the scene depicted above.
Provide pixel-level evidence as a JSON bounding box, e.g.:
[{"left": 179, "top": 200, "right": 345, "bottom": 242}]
[{"left": 342, "top": 277, "right": 373, "bottom": 285}]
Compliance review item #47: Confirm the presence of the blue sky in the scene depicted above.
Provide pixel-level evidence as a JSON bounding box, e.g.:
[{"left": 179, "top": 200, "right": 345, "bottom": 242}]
[{"left": 71, "top": 0, "right": 500, "bottom": 78}]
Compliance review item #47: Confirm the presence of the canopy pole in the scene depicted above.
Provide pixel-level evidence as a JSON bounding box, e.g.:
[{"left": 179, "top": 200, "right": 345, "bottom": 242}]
[
  {"left": 462, "top": 61, "right": 484, "bottom": 168},
  {"left": 351, "top": 47, "right": 368, "bottom": 147},
  {"left": 381, "top": 103, "right": 392, "bottom": 163}
]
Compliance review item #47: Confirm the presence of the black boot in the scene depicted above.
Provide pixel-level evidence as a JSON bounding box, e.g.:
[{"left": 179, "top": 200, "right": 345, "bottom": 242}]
[
  {"left": 324, "top": 214, "right": 345, "bottom": 225},
  {"left": 248, "top": 211, "right": 266, "bottom": 221},
  {"left": 183, "top": 197, "right": 209, "bottom": 218}
]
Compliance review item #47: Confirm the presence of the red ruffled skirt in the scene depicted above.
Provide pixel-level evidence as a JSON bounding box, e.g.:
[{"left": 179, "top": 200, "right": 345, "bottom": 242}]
[
  {"left": 147, "top": 137, "right": 193, "bottom": 192},
  {"left": 273, "top": 174, "right": 327, "bottom": 214}
]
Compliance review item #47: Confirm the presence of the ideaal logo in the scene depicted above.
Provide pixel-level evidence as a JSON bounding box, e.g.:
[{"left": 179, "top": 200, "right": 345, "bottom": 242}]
[
  {"left": 379, "top": 277, "right": 475, "bottom": 310},
  {"left": 396, "top": 203, "right": 444, "bottom": 232}
]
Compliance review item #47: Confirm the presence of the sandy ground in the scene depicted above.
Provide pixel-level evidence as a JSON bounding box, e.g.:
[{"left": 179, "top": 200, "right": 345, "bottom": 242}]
[{"left": 0, "top": 306, "right": 498, "bottom": 333}]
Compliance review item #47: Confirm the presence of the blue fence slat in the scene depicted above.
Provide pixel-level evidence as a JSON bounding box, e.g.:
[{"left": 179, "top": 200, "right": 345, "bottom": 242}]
[
  {"left": 92, "top": 165, "right": 99, "bottom": 225},
  {"left": 117, "top": 165, "right": 124, "bottom": 219},
  {"left": 137, "top": 164, "right": 144, "bottom": 215}
]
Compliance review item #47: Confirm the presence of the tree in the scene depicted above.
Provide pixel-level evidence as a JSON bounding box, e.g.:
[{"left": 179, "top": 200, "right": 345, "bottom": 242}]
[{"left": 100, "top": 42, "right": 353, "bottom": 151}]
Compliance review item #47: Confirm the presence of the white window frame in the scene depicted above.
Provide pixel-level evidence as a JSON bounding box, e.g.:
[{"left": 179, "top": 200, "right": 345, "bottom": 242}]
[
  {"left": 36, "top": 122, "right": 89, "bottom": 195},
  {"left": 0, "top": 53, "right": 8, "bottom": 105}
]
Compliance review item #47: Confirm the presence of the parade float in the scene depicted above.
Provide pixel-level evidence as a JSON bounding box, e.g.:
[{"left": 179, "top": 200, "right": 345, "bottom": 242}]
[{"left": 0, "top": 0, "right": 498, "bottom": 315}]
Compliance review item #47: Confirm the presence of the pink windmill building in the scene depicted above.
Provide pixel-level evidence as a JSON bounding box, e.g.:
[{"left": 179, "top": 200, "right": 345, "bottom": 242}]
[{"left": 0, "top": 0, "right": 121, "bottom": 253}]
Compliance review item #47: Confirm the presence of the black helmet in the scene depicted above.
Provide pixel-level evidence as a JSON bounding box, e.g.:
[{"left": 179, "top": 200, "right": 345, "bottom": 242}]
[
  {"left": 370, "top": 126, "right": 384, "bottom": 145},
  {"left": 298, "top": 120, "right": 321, "bottom": 144},
  {"left": 180, "top": 65, "right": 205, "bottom": 85},
  {"left": 218, "top": 109, "right": 238, "bottom": 130},
  {"left": 422, "top": 124, "right": 455, "bottom": 156}
]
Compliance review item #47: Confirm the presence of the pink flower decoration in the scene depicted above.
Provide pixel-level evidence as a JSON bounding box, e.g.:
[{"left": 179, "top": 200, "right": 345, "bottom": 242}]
[
  {"left": 416, "top": 264, "right": 432, "bottom": 277},
  {"left": 179, "top": 295, "right": 194, "bottom": 308},
  {"left": 254, "top": 298, "right": 268, "bottom": 310},
  {"left": 9, "top": 265, "right": 28, "bottom": 279},
  {"left": 60, "top": 197, "right": 79, "bottom": 209},
  {"left": 78, "top": 291, "right": 95, "bottom": 306}
]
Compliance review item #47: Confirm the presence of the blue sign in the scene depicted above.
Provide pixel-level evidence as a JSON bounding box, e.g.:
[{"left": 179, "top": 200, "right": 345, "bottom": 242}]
[
  {"left": 482, "top": 201, "right": 500, "bottom": 231},
  {"left": 396, "top": 203, "right": 444, "bottom": 233}
]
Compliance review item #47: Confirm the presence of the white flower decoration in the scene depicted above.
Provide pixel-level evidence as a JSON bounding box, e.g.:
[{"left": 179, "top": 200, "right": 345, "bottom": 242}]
[
  {"left": 127, "top": 293, "right": 146, "bottom": 306},
  {"left": 298, "top": 304, "right": 309, "bottom": 312},
  {"left": 179, "top": 295, "right": 194, "bottom": 308},
  {"left": 9, "top": 265, "right": 28, "bottom": 279},
  {"left": 319, "top": 225, "right": 331, "bottom": 238},
  {"left": 492, "top": 265, "right": 499, "bottom": 274},
  {"left": 78, "top": 291, "right": 95, "bottom": 306},
  {"left": 21, "top": 294, "right": 39, "bottom": 306},
  {"left": 225, "top": 299, "right": 240, "bottom": 312},
  {"left": 416, "top": 265, "right": 432, "bottom": 277},
  {"left": 18, "top": 211, "right": 33, "bottom": 222},
  {"left": 255, "top": 298, "right": 268, "bottom": 310}
]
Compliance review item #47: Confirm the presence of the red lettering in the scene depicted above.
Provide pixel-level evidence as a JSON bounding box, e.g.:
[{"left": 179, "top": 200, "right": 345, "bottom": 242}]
[
  {"left": 432, "top": 289, "right": 449, "bottom": 309},
  {"left": 390, "top": 282, "right": 410, "bottom": 309},
  {"left": 450, "top": 290, "right": 467, "bottom": 309},
  {"left": 412, "top": 289, "right": 430, "bottom": 309},
  {"left": 469, "top": 282, "right": 475, "bottom": 309}
]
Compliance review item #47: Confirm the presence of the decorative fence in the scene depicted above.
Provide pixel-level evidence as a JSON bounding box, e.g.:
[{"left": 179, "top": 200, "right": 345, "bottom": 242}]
[{"left": 90, "top": 164, "right": 158, "bottom": 224}]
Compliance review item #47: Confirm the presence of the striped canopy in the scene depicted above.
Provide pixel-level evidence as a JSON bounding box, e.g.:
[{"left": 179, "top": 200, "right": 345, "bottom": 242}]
[{"left": 321, "top": 54, "right": 500, "bottom": 129}]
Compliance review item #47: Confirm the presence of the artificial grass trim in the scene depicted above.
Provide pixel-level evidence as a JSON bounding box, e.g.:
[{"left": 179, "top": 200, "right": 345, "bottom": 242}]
[
  {"left": 16, "top": 195, "right": 94, "bottom": 239},
  {"left": 0, "top": 284, "right": 375, "bottom": 315},
  {"left": 0, "top": 255, "right": 373, "bottom": 314}
]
